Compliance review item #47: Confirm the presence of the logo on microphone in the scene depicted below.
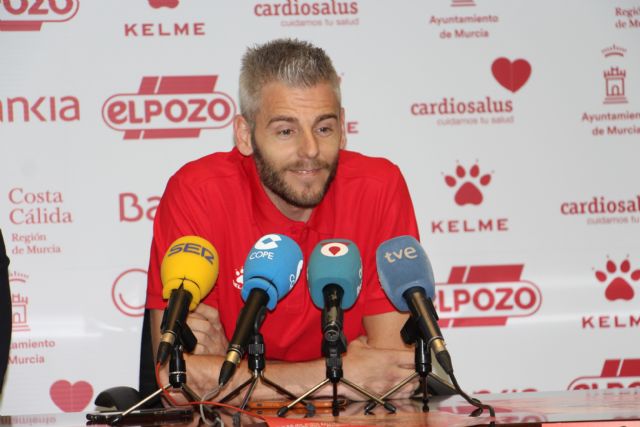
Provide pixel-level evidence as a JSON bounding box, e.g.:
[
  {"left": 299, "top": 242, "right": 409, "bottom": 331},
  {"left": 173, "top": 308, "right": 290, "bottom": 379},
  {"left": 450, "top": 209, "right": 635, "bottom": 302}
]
[
  {"left": 0, "top": 0, "right": 80, "bottom": 32},
  {"left": 568, "top": 359, "right": 640, "bottom": 390},
  {"left": 254, "top": 234, "right": 281, "bottom": 250},
  {"left": 435, "top": 264, "right": 542, "bottom": 327},
  {"left": 102, "top": 75, "right": 235, "bottom": 139},
  {"left": 320, "top": 242, "right": 349, "bottom": 257},
  {"left": 111, "top": 269, "right": 147, "bottom": 317}
]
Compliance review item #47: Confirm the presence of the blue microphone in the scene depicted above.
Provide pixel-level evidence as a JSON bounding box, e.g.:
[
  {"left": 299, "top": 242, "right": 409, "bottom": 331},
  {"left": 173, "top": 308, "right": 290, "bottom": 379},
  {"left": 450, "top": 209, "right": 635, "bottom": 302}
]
[
  {"left": 308, "top": 240, "right": 362, "bottom": 344},
  {"left": 219, "top": 234, "right": 303, "bottom": 386},
  {"left": 376, "top": 236, "right": 453, "bottom": 375}
]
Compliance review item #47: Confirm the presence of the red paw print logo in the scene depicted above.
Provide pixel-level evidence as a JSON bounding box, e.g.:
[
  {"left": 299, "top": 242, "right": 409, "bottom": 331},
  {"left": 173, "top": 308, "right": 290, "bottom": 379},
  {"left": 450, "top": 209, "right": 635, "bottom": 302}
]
[
  {"left": 444, "top": 163, "right": 493, "bottom": 206},
  {"left": 594, "top": 258, "right": 640, "bottom": 301},
  {"left": 232, "top": 267, "right": 244, "bottom": 290},
  {"left": 148, "top": 0, "right": 179, "bottom": 8}
]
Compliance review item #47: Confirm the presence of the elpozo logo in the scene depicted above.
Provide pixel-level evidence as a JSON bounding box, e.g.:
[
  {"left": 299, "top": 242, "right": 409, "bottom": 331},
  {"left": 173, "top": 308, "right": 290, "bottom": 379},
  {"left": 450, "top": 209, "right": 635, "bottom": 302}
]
[
  {"left": 102, "top": 75, "right": 235, "bottom": 140},
  {"left": 0, "top": 0, "right": 79, "bottom": 31},
  {"left": 568, "top": 359, "right": 640, "bottom": 390},
  {"left": 435, "top": 264, "right": 541, "bottom": 327}
]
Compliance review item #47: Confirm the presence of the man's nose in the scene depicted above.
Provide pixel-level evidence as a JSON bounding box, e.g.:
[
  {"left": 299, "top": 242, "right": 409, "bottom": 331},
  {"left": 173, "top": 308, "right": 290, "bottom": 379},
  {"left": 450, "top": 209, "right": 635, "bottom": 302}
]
[{"left": 298, "top": 130, "right": 319, "bottom": 159}]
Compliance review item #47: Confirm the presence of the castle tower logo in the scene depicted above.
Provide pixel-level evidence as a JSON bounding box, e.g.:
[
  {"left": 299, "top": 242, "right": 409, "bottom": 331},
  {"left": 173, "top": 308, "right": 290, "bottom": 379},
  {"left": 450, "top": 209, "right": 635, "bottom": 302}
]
[{"left": 602, "top": 45, "right": 629, "bottom": 105}]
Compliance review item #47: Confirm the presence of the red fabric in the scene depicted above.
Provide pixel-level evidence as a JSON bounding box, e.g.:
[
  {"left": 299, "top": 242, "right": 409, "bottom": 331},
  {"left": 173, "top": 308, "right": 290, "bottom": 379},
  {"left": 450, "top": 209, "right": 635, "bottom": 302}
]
[{"left": 146, "top": 148, "right": 419, "bottom": 362}]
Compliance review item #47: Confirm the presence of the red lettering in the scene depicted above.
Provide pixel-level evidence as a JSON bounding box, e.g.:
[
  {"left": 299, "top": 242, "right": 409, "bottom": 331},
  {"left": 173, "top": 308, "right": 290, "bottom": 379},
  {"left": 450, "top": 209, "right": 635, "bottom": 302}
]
[
  {"left": 128, "top": 100, "right": 143, "bottom": 124},
  {"left": 119, "top": 193, "right": 143, "bottom": 222},
  {"left": 193, "top": 22, "right": 205, "bottom": 35},
  {"left": 29, "top": 0, "right": 47, "bottom": 15},
  {"left": 142, "top": 23, "right": 153, "bottom": 36},
  {"left": 599, "top": 316, "right": 610, "bottom": 328},
  {"left": 207, "top": 98, "right": 231, "bottom": 121},
  {"left": 453, "top": 289, "right": 470, "bottom": 311},
  {"left": 175, "top": 22, "right": 189, "bottom": 35},
  {"left": 494, "top": 288, "right": 514, "bottom": 310},
  {"left": 448, "top": 220, "right": 459, "bottom": 233},
  {"left": 165, "top": 99, "right": 187, "bottom": 122},
  {"left": 473, "top": 288, "right": 494, "bottom": 311},
  {"left": 188, "top": 99, "right": 207, "bottom": 122},
  {"left": 144, "top": 100, "right": 162, "bottom": 123},
  {"left": 515, "top": 287, "right": 536, "bottom": 309},
  {"left": 3, "top": 0, "right": 28, "bottom": 14},
  {"left": 347, "top": 121, "right": 359, "bottom": 134},
  {"left": 107, "top": 101, "right": 127, "bottom": 125},
  {"left": 431, "top": 221, "right": 444, "bottom": 233},
  {"left": 436, "top": 289, "right": 452, "bottom": 312},
  {"left": 124, "top": 23, "right": 138, "bottom": 36},
  {"left": 49, "top": 0, "right": 73, "bottom": 14}
]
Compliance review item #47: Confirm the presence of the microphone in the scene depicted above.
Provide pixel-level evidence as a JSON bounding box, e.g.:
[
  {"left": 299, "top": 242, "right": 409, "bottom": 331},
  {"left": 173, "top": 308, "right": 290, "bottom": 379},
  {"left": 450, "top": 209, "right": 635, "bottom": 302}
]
[
  {"left": 307, "top": 240, "right": 362, "bottom": 344},
  {"left": 376, "top": 235, "right": 453, "bottom": 375},
  {"left": 218, "top": 234, "right": 303, "bottom": 386},
  {"left": 157, "top": 236, "right": 219, "bottom": 365}
]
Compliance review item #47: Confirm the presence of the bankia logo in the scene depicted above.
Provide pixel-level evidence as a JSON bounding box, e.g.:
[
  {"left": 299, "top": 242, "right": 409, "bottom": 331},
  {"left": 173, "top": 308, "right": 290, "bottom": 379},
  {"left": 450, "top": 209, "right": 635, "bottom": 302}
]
[
  {"left": 0, "top": 0, "right": 79, "bottom": 31},
  {"left": 435, "top": 264, "right": 542, "bottom": 327},
  {"left": 568, "top": 359, "right": 640, "bottom": 389},
  {"left": 111, "top": 269, "right": 146, "bottom": 317},
  {"left": 102, "top": 75, "right": 235, "bottom": 140},
  {"left": 431, "top": 161, "right": 508, "bottom": 235}
]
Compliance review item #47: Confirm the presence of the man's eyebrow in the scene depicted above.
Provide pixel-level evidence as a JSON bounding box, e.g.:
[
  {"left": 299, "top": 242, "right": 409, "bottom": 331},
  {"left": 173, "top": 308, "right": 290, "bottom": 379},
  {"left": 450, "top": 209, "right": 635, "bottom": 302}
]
[
  {"left": 267, "top": 116, "right": 297, "bottom": 126},
  {"left": 315, "top": 113, "right": 339, "bottom": 123}
]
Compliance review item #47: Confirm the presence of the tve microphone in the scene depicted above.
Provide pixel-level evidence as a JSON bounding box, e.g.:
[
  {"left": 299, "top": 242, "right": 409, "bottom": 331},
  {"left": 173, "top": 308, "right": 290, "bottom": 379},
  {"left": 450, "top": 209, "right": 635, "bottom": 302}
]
[
  {"left": 376, "top": 235, "right": 453, "bottom": 375},
  {"left": 307, "top": 240, "right": 362, "bottom": 343},
  {"left": 157, "top": 236, "right": 219, "bottom": 365},
  {"left": 218, "top": 234, "right": 303, "bottom": 386}
]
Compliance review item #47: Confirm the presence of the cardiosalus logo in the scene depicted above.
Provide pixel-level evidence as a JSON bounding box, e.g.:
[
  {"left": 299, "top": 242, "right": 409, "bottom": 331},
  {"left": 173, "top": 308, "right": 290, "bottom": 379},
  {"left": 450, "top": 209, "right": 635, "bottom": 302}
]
[
  {"left": 102, "top": 75, "right": 235, "bottom": 140},
  {"left": 0, "top": 0, "right": 80, "bottom": 31},
  {"left": 435, "top": 264, "right": 542, "bottom": 327}
]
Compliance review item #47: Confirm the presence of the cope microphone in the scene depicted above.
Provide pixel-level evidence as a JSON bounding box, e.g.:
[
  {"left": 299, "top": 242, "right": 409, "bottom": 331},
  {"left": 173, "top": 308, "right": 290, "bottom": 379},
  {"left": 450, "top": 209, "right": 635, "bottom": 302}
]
[
  {"left": 218, "top": 234, "right": 303, "bottom": 386},
  {"left": 307, "top": 240, "right": 362, "bottom": 345},
  {"left": 157, "top": 236, "right": 219, "bottom": 365},
  {"left": 376, "top": 236, "right": 453, "bottom": 375}
]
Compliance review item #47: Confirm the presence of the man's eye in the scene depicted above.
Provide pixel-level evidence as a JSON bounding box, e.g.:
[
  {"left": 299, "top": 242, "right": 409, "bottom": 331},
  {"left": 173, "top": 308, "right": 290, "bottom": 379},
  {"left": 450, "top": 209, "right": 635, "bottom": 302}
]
[
  {"left": 317, "top": 126, "right": 333, "bottom": 135},
  {"left": 278, "top": 129, "right": 293, "bottom": 136}
]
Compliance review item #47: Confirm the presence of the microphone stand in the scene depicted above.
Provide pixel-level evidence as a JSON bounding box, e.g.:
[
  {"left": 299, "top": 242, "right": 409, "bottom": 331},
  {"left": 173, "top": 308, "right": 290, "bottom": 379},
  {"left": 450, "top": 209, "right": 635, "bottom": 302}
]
[
  {"left": 110, "top": 321, "right": 219, "bottom": 425},
  {"left": 218, "top": 312, "right": 316, "bottom": 425},
  {"left": 278, "top": 290, "right": 396, "bottom": 417},
  {"left": 363, "top": 317, "right": 430, "bottom": 413}
]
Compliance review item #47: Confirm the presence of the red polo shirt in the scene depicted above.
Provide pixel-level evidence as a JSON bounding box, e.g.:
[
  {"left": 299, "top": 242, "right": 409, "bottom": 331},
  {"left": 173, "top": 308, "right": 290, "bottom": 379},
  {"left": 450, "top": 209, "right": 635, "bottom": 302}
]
[{"left": 146, "top": 148, "right": 419, "bottom": 362}]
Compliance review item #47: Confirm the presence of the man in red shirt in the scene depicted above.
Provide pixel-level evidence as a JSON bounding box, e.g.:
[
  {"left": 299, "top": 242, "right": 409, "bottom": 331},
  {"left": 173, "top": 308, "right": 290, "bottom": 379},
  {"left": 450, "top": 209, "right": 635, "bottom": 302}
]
[{"left": 146, "top": 39, "right": 420, "bottom": 402}]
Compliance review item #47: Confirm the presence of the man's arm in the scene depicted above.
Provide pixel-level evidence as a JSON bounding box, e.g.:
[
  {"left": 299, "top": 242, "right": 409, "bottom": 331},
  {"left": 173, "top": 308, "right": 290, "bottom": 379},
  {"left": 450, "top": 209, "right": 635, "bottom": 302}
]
[{"left": 149, "top": 306, "right": 415, "bottom": 403}]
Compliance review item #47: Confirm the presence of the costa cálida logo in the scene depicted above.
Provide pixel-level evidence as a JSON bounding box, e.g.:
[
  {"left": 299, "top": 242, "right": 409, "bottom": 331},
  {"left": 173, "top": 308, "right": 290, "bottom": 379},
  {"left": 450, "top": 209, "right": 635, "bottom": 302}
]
[
  {"left": 568, "top": 359, "right": 640, "bottom": 390},
  {"left": 435, "top": 264, "right": 542, "bottom": 327},
  {"left": 102, "top": 75, "right": 236, "bottom": 140},
  {"left": 0, "top": 0, "right": 80, "bottom": 32}
]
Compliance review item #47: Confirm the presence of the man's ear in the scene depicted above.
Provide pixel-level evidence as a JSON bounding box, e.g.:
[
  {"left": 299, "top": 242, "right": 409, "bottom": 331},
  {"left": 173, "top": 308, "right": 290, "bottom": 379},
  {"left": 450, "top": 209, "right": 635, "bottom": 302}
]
[
  {"left": 339, "top": 107, "right": 347, "bottom": 149},
  {"left": 234, "top": 115, "right": 253, "bottom": 155}
]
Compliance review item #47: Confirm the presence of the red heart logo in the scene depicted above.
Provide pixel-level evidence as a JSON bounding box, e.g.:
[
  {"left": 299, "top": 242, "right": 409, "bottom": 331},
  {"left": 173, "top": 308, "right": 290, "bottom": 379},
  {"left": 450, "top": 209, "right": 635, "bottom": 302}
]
[
  {"left": 491, "top": 58, "right": 531, "bottom": 93},
  {"left": 50, "top": 380, "right": 93, "bottom": 412},
  {"left": 329, "top": 246, "right": 341, "bottom": 255}
]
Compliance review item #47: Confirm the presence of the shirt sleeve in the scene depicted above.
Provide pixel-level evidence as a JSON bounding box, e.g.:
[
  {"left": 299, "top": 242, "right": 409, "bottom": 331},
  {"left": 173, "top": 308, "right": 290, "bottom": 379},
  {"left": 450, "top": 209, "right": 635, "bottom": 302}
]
[
  {"left": 145, "top": 172, "right": 217, "bottom": 310},
  {"left": 362, "top": 164, "right": 420, "bottom": 316}
]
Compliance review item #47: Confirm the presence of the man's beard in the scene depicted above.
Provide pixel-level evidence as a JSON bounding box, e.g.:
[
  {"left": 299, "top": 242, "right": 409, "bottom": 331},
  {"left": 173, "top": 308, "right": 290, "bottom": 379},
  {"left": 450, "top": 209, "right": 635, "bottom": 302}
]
[{"left": 251, "top": 136, "right": 338, "bottom": 209}]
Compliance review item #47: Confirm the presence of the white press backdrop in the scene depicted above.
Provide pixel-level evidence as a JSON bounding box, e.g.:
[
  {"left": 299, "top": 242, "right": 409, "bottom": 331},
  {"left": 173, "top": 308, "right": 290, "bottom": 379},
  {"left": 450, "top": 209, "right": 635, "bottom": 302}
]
[{"left": 1, "top": 0, "right": 639, "bottom": 415}]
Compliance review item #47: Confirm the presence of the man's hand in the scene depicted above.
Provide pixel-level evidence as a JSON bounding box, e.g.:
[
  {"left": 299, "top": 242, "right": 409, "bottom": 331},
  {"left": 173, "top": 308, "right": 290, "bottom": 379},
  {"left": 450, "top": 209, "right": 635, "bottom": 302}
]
[
  {"left": 342, "top": 335, "right": 414, "bottom": 400},
  {"left": 186, "top": 304, "right": 228, "bottom": 356}
]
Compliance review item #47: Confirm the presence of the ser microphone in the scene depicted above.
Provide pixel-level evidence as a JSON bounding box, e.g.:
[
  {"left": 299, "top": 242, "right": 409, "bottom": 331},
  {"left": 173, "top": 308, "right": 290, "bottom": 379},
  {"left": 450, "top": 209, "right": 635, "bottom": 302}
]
[
  {"left": 376, "top": 235, "right": 453, "bottom": 375},
  {"left": 307, "top": 240, "right": 362, "bottom": 344},
  {"left": 157, "top": 236, "right": 219, "bottom": 365},
  {"left": 218, "top": 234, "right": 303, "bottom": 386}
]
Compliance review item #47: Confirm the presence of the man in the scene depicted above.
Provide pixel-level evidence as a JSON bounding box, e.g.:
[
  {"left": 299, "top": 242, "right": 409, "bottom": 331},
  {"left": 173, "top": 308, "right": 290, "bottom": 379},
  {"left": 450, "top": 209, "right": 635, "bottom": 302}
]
[{"left": 146, "top": 39, "right": 420, "bottom": 402}]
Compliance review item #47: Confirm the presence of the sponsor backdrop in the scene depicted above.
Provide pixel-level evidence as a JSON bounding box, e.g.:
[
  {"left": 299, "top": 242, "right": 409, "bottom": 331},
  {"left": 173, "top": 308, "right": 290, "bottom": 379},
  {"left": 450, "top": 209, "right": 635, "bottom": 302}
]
[{"left": 1, "top": 0, "right": 639, "bottom": 415}]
